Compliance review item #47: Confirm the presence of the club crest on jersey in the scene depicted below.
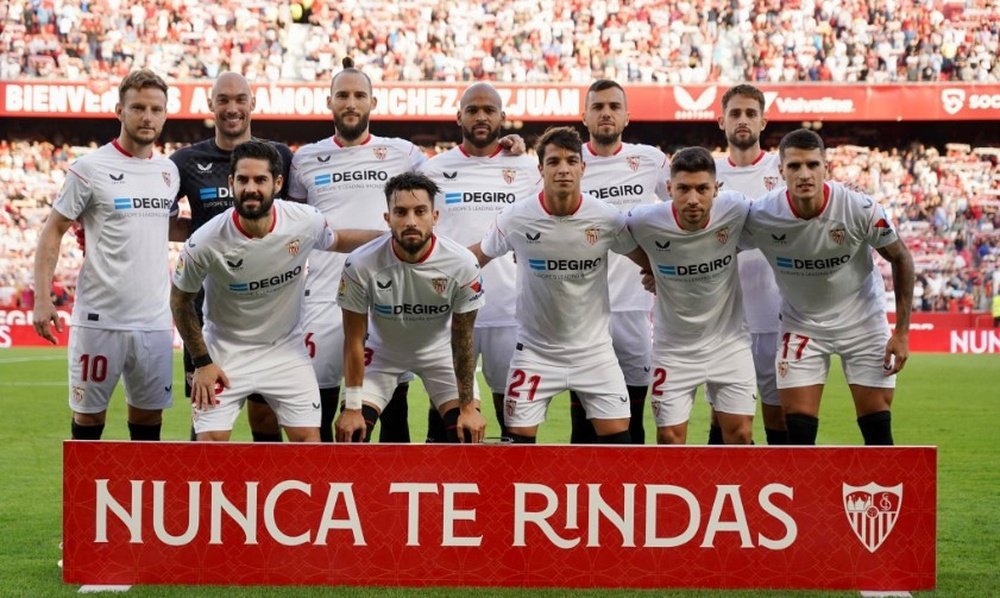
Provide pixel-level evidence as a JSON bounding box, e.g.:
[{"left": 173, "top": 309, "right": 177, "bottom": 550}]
[
  {"left": 196, "top": 162, "right": 213, "bottom": 172},
  {"left": 716, "top": 227, "right": 730, "bottom": 245},
  {"left": 337, "top": 278, "right": 348, "bottom": 300},
  {"left": 72, "top": 385, "right": 85, "bottom": 403},
  {"left": 843, "top": 482, "right": 903, "bottom": 553},
  {"left": 626, "top": 155, "right": 640, "bottom": 172},
  {"left": 830, "top": 227, "right": 846, "bottom": 245},
  {"left": 373, "top": 147, "right": 388, "bottom": 161},
  {"left": 287, "top": 239, "right": 301, "bottom": 256},
  {"left": 505, "top": 399, "right": 516, "bottom": 417},
  {"left": 162, "top": 172, "right": 172, "bottom": 187},
  {"left": 502, "top": 168, "right": 517, "bottom": 184},
  {"left": 777, "top": 360, "right": 789, "bottom": 378},
  {"left": 175, "top": 255, "right": 186, "bottom": 274},
  {"left": 432, "top": 277, "right": 448, "bottom": 295},
  {"left": 763, "top": 175, "right": 780, "bottom": 191},
  {"left": 585, "top": 227, "right": 600, "bottom": 245}
]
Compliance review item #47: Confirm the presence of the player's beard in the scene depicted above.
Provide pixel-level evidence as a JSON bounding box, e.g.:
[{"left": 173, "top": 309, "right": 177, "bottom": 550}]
[
  {"left": 589, "top": 129, "right": 620, "bottom": 146},
  {"left": 462, "top": 123, "right": 501, "bottom": 149},
  {"left": 123, "top": 121, "right": 160, "bottom": 148},
  {"left": 334, "top": 112, "right": 371, "bottom": 143},
  {"left": 727, "top": 130, "right": 758, "bottom": 151},
  {"left": 392, "top": 228, "right": 431, "bottom": 256},
  {"left": 235, "top": 190, "right": 275, "bottom": 220}
]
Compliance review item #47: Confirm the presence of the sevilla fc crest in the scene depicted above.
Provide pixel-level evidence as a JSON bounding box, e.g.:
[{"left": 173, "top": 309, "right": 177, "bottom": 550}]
[
  {"left": 432, "top": 277, "right": 448, "bottom": 295},
  {"left": 162, "top": 171, "right": 172, "bottom": 187},
  {"left": 585, "top": 227, "right": 600, "bottom": 245},
  {"left": 830, "top": 227, "right": 846, "bottom": 245},
  {"left": 287, "top": 239, "right": 301, "bottom": 256},
  {"left": 843, "top": 482, "right": 903, "bottom": 553},
  {"left": 763, "top": 175, "right": 780, "bottom": 191},
  {"left": 777, "top": 360, "right": 789, "bottom": 378},
  {"left": 505, "top": 399, "right": 516, "bottom": 417},
  {"left": 626, "top": 155, "right": 640, "bottom": 172},
  {"left": 72, "top": 385, "right": 86, "bottom": 403},
  {"left": 502, "top": 168, "right": 517, "bottom": 184},
  {"left": 373, "top": 147, "right": 388, "bottom": 161},
  {"left": 716, "top": 227, "right": 730, "bottom": 245}
]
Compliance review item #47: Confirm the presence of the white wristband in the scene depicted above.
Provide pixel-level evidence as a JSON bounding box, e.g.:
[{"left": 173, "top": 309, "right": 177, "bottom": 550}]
[{"left": 343, "top": 387, "right": 363, "bottom": 410}]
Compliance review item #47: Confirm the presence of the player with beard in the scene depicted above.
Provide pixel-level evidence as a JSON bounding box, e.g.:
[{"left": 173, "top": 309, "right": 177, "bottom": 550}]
[
  {"left": 169, "top": 71, "right": 294, "bottom": 442},
  {"left": 33, "top": 69, "right": 180, "bottom": 441},
  {"left": 573, "top": 79, "right": 669, "bottom": 444},
  {"left": 335, "top": 172, "right": 486, "bottom": 443},
  {"left": 418, "top": 83, "right": 540, "bottom": 439},
  {"left": 172, "top": 141, "right": 382, "bottom": 441}
]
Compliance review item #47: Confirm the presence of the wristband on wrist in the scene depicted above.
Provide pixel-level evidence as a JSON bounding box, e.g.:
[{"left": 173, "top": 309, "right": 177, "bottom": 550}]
[
  {"left": 191, "top": 354, "right": 213, "bottom": 368},
  {"left": 343, "top": 386, "right": 363, "bottom": 410}
]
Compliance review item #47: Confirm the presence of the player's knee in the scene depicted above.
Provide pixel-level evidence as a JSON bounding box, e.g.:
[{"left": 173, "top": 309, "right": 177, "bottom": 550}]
[
  {"left": 73, "top": 411, "right": 106, "bottom": 427},
  {"left": 657, "top": 426, "right": 685, "bottom": 445}
]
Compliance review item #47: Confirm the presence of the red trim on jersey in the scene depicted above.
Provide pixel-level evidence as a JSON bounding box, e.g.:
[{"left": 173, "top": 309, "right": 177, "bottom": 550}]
[
  {"left": 392, "top": 233, "right": 437, "bottom": 264},
  {"left": 232, "top": 205, "right": 277, "bottom": 238},
  {"left": 671, "top": 203, "right": 711, "bottom": 230},
  {"left": 332, "top": 133, "right": 372, "bottom": 148},
  {"left": 538, "top": 192, "right": 583, "bottom": 216},
  {"left": 727, "top": 150, "right": 766, "bottom": 167},
  {"left": 458, "top": 144, "right": 504, "bottom": 158},
  {"left": 785, "top": 183, "right": 831, "bottom": 219},
  {"left": 586, "top": 141, "right": 623, "bottom": 156},
  {"left": 111, "top": 138, "right": 152, "bottom": 159}
]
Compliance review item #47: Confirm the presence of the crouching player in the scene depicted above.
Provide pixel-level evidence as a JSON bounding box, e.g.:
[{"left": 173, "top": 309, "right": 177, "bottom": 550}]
[{"left": 335, "top": 172, "right": 487, "bottom": 443}]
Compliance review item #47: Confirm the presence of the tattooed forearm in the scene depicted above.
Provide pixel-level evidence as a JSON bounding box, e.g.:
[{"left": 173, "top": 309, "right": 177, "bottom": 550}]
[
  {"left": 170, "top": 285, "right": 209, "bottom": 358},
  {"left": 451, "top": 310, "right": 478, "bottom": 406}
]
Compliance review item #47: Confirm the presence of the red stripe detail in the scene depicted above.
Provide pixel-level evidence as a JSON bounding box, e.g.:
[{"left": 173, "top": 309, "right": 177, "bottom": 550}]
[
  {"left": 586, "top": 141, "right": 623, "bottom": 156},
  {"left": 333, "top": 133, "right": 372, "bottom": 148},
  {"left": 391, "top": 233, "right": 437, "bottom": 263},
  {"left": 232, "top": 205, "right": 277, "bottom": 238},
  {"left": 538, "top": 192, "right": 583, "bottom": 216},
  {"left": 727, "top": 150, "right": 766, "bottom": 167}
]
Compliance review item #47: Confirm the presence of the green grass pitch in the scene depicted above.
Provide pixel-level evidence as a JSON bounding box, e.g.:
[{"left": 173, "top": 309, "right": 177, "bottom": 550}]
[{"left": 1, "top": 348, "right": 997, "bottom": 597}]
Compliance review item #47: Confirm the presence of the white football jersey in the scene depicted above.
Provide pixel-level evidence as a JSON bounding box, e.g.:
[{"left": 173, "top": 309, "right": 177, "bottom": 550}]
[
  {"left": 715, "top": 152, "right": 784, "bottom": 334},
  {"left": 629, "top": 190, "right": 751, "bottom": 355},
  {"left": 419, "top": 146, "right": 540, "bottom": 327},
  {"left": 173, "top": 200, "right": 333, "bottom": 346},
  {"left": 338, "top": 234, "right": 484, "bottom": 363},
  {"left": 53, "top": 141, "right": 179, "bottom": 330},
  {"left": 481, "top": 193, "right": 638, "bottom": 363},
  {"left": 582, "top": 141, "right": 669, "bottom": 313},
  {"left": 288, "top": 134, "right": 427, "bottom": 304},
  {"left": 743, "top": 182, "right": 898, "bottom": 336}
]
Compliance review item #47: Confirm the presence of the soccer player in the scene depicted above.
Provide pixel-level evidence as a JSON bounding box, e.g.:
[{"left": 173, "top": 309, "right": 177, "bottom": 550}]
[
  {"left": 471, "top": 127, "right": 651, "bottom": 444},
  {"left": 576, "top": 79, "right": 670, "bottom": 444},
  {"left": 743, "top": 129, "right": 915, "bottom": 445},
  {"left": 335, "top": 172, "right": 487, "bottom": 443},
  {"left": 169, "top": 71, "right": 294, "bottom": 442},
  {"left": 418, "top": 82, "right": 540, "bottom": 438},
  {"left": 710, "top": 83, "right": 787, "bottom": 445},
  {"left": 171, "top": 141, "right": 380, "bottom": 441},
  {"left": 32, "top": 69, "right": 180, "bottom": 441},
  {"left": 628, "top": 147, "right": 756, "bottom": 444}
]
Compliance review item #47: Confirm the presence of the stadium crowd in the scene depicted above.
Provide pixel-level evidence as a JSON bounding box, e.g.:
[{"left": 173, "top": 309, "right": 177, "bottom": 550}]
[
  {"left": 1, "top": 0, "right": 998, "bottom": 83},
  {"left": 2, "top": 135, "right": 998, "bottom": 312}
]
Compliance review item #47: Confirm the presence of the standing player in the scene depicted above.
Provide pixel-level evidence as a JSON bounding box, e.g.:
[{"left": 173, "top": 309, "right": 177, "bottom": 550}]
[
  {"left": 335, "top": 172, "right": 487, "bottom": 443},
  {"left": 743, "top": 129, "right": 915, "bottom": 445},
  {"left": 33, "top": 69, "right": 179, "bottom": 441},
  {"left": 171, "top": 141, "right": 380, "bottom": 441},
  {"left": 418, "top": 82, "right": 540, "bottom": 438},
  {"left": 169, "top": 71, "right": 294, "bottom": 442},
  {"left": 710, "top": 83, "right": 787, "bottom": 445},
  {"left": 471, "top": 127, "right": 651, "bottom": 444},
  {"left": 628, "top": 147, "right": 755, "bottom": 444},
  {"left": 577, "top": 79, "right": 670, "bottom": 444}
]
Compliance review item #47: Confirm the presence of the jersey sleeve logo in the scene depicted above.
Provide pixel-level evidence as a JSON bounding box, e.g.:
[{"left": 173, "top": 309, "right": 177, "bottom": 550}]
[
  {"left": 432, "top": 277, "right": 449, "bottom": 295},
  {"left": 626, "top": 155, "right": 640, "bottom": 172},
  {"left": 287, "top": 239, "right": 301, "bottom": 256},
  {"left": 502, "top": 168, "right": 517, "bottom": 184},
  {"left": 763, "top": 175, "right": 780, "bottom": 191},
  {"left": 161, "top": 172, "right": 172, "bottom": 187},
  {"left": 585, "top": 227, "right": 600, "bottom": 246},
  {"left": 373, "top": 147, "right": 388, "bottom": 161},
  {"left": 829, "top": 227, "right": 846, "bottom": 245}
]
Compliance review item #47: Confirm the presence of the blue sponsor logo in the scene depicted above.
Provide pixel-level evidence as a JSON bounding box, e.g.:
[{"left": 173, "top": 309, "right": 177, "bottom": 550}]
[
  {"left": 776, "top": 255, "right": 850, "bottom": 270},
  {"left": 445, "top": 192, "right": 462, "bottom": 205},
  {"left": 657, "top": 255, "right": 732, "bottom": 276},
  {"left": 528, "top": 259, "right": 546, "bottom": 271},
  {"left": 198, "top": 187, "right": 231, "bottom": 202},
  {"left": 657, "top": 264, "right": 677, "bottom": 275},
  {"left": 114, "top": 197, "right": 171, "bottom": 210},
  {"left": 315, "top": 174, "right": 332, "bottom": 186},
  {"left": 228, "top": 266, "right": 303, "bottom": 293},
  {"left": 113, "top": 197, "right": 132, "bottom": 210},
  {"left": 229, "top": 283, "right": 249, "bottom": 292},
  {"left": 527, "top": 258, "right": 602, "bottom": 272},
  {"left": 374, "top": 303, "right": 393, "bottom": 315}
]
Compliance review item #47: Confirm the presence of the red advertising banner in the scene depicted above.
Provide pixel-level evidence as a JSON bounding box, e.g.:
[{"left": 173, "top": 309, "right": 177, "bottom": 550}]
[
  {"left": 889, "top": 312, "right": 1000, "bottom": 354},
  {"left": 2, "top": 81, "right": 998, "bottom": 122},
  {"left": 63, "top": 442, "right": 936, "bottom": 590},
  {"left": 0, "top": 309, "right": 71, "bottom": 348}
]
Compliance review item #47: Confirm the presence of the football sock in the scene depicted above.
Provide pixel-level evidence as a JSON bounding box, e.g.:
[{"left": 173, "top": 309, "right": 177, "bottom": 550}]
[
  {"left": 426, "top": 406, "right": 447, "bottom": 443},
  {"left": 597, "top": 430, "right": 632, "bottom": 444},
  {"left": 379, "top": 383, "right": 411, "bottom": 443},
  {"left": 569, "top": 391, "right": 598, "bottom": 444},
  {"left": 627, "top": 384, "right": 648, "bottom": 444},
  {"left": 359, "top": 405, "right": 379, "bottom": 443},
  {"left": 319, "top": 386, "right": 341, "bottom": 443},
  {"left": 764, "top": 427, "right": 789, "bottom": 445},
  {"left": 251, "top": 430, "right": 283, "bottom": 442},
  {"left": 857, "top": 411, "right": 893, "bottom": 446},
  {"left": 71, "top": 420, "right": 104, "bottom": 440},
  {"left": 442, "top": 408, "right": 474, "bottom": 443},
  {"left": 127, "top": 421, "right": 161, "bottom": 441},
  {"left": 492, "top": 392, "right": 508, "bottom": 438},
  {"left": 507, "top": 432, "right": 537, "bottom": 444},
  {"left": 707, "top": 424, "right": 724, "bottom": 445},
  {"left": 189, "top": 424, "right": 197, "bottom": 441},
  {"left": 785, "top": 413, "right": 819, "bottom": 445}
]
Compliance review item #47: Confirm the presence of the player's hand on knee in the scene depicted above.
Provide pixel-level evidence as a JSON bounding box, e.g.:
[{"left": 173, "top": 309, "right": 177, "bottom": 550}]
[
  {"left": 336, "top": 409, "right": 366, "bottom": 443},
  {"left": 192, "top": 364, "right": 228, "bottom": 409},
  {"left": 32, "top": 302, "right": 62, "bottom": 344},
  {"left": 457, "top": 405, "right": 487, "bottom": 443}
]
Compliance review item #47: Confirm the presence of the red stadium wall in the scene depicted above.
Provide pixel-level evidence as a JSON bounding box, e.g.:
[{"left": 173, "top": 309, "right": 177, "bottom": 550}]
[
  {"left": 64, "top": 442, "right": 936, "bottom": 590},
  {"left": 2, "top": 82, "right": 998, "bottom": 122}
]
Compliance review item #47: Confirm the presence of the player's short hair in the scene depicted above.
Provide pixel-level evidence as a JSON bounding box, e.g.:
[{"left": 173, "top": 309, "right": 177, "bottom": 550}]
[
  {"left": 384, "top": 172, "right": 440, "bottom": 207},
  {"left": 230, "top": 140, "right": 283, "bottom": 180},
  {"left": 118, "top": 69, "right": 168, "bottom": 104},
  {"left": 778, "top": 128, "right": 825, "bottom": 161},
  {"left": 721, "top": 84, "right": 765, "bottom": 113},
  {"left": 332, "top": 56, "right": 373, "bottom": 93},
  {"left": 669, "top": 146, "right": 716, "bottom": 178},
  {"left": 535, "top": 126, "right": 582, "bottom": 165},
  {"left": 586, "top": 79, "right": 626, "bottom": 99}
]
